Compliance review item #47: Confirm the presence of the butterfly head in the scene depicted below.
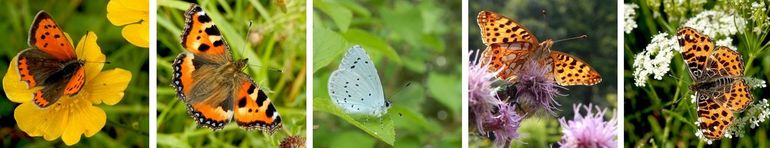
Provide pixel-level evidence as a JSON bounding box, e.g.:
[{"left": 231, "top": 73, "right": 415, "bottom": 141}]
[
  {"left": 540, "top": 39, "right": 554, "bottom": 50},
  {"left": 234, "top": 58, "right": 249, "bottom": 70}
]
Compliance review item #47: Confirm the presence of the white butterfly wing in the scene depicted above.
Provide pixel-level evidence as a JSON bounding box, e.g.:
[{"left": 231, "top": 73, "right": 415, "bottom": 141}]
[
  {"left": 339, "top": 45, "right": 384, "bottom": 97},
  {"left": 328, "top": 70, "right": 387, "bottom": 117},
  {"left": 327, "top": 45, "right": 388, "bottom": 117}
]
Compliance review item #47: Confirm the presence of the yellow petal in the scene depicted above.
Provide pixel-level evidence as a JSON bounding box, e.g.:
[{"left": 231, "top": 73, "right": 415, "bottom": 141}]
[
  {"left": 15, "top": 102, "right": 68, "bottom": 141},
  {"left": 62, "top": 104, "right": 106, "bottom": 145},
  {"left": 87, "top": 68, "right": 132, "bottom": 105},
  {"left": 121, "top": 21, "right": 149, "bottom": 48},
  {"left": 3, "top": 56, "right": 37, "bottom": 103},
  {"left": 106, "top": 0, "right": 148, "bottom": 26},
  {"left": 76, "top": 32, "right": 106, "bottom": 82}
]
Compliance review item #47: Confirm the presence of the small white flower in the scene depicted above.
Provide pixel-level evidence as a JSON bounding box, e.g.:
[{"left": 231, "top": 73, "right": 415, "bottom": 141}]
[
  {"left": 690, "top": 94, "right": 697, "bottom": 104},
  {"left": 632, "top": 33, "right": 679, "bottom": 86},
  {"left": 748, "top": 99, "right": 770, "bottom": 129},
  {"left": 753, "top": 26, "right": 763, "bottom": 34},
  {"left": 624, "top": 3, "right": 639, "bottom": 34},
  {"left": 744, "top": 77, "right": 767, "bottom": 88},
  {"left": 748, "top": 2, "right": 769, "bottom": 34},
  {"left": 683, "top": 10, "right": 747, "bottom": 38},
  {"left": 715, "top": 37, "right": 737, "bottom": 51}
]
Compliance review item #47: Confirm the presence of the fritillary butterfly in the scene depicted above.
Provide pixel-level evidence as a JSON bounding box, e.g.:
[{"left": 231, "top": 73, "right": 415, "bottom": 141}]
[
  {"left": 476, "top": 11, "right": 601, "bottom": 86},
  {"left": 678, "top": 27, "right": 753, "bottom": 140}
]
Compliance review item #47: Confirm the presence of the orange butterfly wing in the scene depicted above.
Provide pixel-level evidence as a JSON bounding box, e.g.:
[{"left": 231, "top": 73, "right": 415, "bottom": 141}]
[
  {"left": 695, "top": 93, "right": 734, "bottom": 140},
  {"left": 678, "top": 27, "right": 716, "bottom": 80},
  {"left": 477, "top": 11, "right": 539, "bottom": 45},
  {"left": 27, "top": 11, "right": 76, "bottom": 61},
  {"left": 477, "top": 11, "right": 539, "bottom": 82},
  {"left": 181, "top": 4, "right": 231, "bottom": 62},
  {"left": 232, "top": 79, "right": 282, "bottom": 132},
  {"left": 481, "top": 43, "right": 535, "bottom": 82},
  {"left": 549, "top": 51, "right": 602, "bottom": 86}
]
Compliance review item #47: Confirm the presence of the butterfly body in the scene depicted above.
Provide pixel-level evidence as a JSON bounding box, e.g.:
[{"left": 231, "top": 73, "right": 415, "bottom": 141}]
[
  {"left": 16, "top": 11, "right": 87, "bottom": 108},
  {"left": 328, "top": 45, "right": 390, "bottom": 117},
  {"left": 678, "top": 27, "right": 753, "bottom": 140},
  {"left": 171, "top": 4, "right": 281, "bottom": 132},
  {"left": 476, "top": 11, "right": 601, "bottom": 86}
]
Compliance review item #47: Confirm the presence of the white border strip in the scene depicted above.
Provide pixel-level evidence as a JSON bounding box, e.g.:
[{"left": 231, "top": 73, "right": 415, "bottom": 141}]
[
  {"left": 461, "top": 0, "right": 470, "bottom": 147},
  {"left": 149, "top": 0, "right": 157, "bottom": 147},
  {"left": 306, "top": 0, "right": 314, "bottom": 146}
]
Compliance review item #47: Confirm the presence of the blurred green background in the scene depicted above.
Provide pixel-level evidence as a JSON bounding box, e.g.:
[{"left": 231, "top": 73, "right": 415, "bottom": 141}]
[
  {"left": 156, "top": 0, "right": 306, "bottom": 147},
  {"left": 624, "top": 0, "right": 770, "bottom": 147},
  {"left": 313, "top": 0, "right": 462, "bottom": 147},
  {"left": 0, "top": 0, "right": 149, "bottom": 147},
  {"left": 469, "top": 0, "right": 618, "bottom": 147}
]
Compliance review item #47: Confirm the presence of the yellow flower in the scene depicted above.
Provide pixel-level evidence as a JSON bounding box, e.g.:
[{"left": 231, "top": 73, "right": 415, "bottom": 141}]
[
  {"left": 106, "top": 0, "right": 149, "bottom": 48},
  {"left": 2, "top": 32, "right": 132, "bottom": 145}
]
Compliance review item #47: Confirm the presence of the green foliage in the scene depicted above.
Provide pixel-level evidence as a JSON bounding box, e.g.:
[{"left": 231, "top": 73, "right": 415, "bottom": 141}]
[
  {"left": 469, "top": 0, "right": 618, "bottom": 147},
  {"left": 624, "top": 0, "right": 770, "bottom": 147},
  {"left": 313, "top": 97, "right": 395, "bottom": 145},
  {"left": 156, "top": 0, "right": 306, "bottom": 147},
  {"left": 313, "top": 0, "right": 462, "bottom": 147},
  {"left": 0, "top": 0, "right": 149, "bottom": 147}
]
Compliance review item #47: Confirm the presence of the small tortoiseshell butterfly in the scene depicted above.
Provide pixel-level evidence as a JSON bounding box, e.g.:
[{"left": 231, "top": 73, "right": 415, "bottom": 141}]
[
  {"left": 171, "top": 4, "right": 282, "bottom": 132},
  {"left": 17, "top": 11, "right": 85, "bottom": 108}
]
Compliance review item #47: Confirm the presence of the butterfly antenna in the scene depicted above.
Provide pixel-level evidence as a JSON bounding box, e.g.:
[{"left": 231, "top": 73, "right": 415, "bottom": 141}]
[
  {"left": 666, "top": 73, "right": 682, "bottom": 81},
  {"left": 386, "top": 82, "right": 413, "bottom": 101},
  {"left": 240, "top": 21, "right": 253, "bottom": 60},
  {"left": 77, "top": 33, "right": 110, "bottom": 64},
  {"left": 541, "top": 9, "right": 547, "bottom": 36},
  {"left": 240, "top": 21, "right": 281, "bottom": 73},
  {"left": 553, "top": 35, "right": 588, "bottom": 43},
  {"left": 78, "top": 32, "right": 88, "bottom": 60}
]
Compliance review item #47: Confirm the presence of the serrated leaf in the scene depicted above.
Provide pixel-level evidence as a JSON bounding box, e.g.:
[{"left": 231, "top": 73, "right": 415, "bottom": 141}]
[
  {"left": 342, "top": 29, "right": 401, "bottom": 63},
  {"left": 313, "top": 97, "right": 395, "bottom": 145},
  {"left": 313, "top": 25, "right": 349, "bottom": 73},
  {"left": 314, "top": 0, "right": 352, "bottom": 32}
]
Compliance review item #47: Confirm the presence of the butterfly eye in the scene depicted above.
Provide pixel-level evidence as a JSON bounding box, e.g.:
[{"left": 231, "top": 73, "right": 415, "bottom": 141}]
[{"left": 385, "top": 100, "right": 391, "bottom": 107}]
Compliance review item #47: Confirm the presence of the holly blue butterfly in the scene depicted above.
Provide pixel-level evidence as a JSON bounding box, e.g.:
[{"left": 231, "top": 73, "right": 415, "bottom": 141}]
[{"left": 328, "top": 45, "right": 390, "bottom": 117}]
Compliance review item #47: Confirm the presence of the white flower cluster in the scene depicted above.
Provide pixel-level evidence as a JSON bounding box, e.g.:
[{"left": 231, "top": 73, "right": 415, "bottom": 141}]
[
  {"left": 750, "top": 2, "right": 769, "bottom": 34},
  {"left": 744, "top": 77, "right": 767, "bottom": 88},
  {"left": 748, "top": 99, "right": 770, "bottom": 128},
  {"left": 632, "top": 33, "right": 680, "bottom": 87},
  {"left": 683, "top": 10, "right": 747, "bottom": 38},
  {"left": 624, "top": 3, "right": 639, "bottom": 34},
  {"left": 693, "top": 119, "right": 714, "bottom": 145},
  {"left": 715, "top": 37, "right": 737, "bottom": 51}
]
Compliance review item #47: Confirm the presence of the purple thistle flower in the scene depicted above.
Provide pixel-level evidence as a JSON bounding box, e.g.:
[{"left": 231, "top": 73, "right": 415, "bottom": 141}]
[
  {"left": 484, "top": 104, "right": 524, "bottom": 148},
  {"left": 469, "top": 49, "right": 500, "bottom": 134},
  {"left": 558, "top": 103, "right": 618, "bottom": 148},
  {"left": 468, "top": 49, "right": 524, "bottom": 147},
  {"left": 515, "top": 59, "right": 565, "bottom": 116}
]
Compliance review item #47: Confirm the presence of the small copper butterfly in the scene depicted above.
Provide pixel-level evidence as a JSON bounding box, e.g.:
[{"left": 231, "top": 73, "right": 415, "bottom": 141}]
[{"left": 17, "top": 11, "right": 85, "bottom": 108}]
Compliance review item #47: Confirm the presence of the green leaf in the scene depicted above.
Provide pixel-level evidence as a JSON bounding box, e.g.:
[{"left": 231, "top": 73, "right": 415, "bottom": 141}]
[
  {"left": 314, "top": 0, "right": 352, "bottom": 32},
  {"left": 313, "top": 97, "right": 395, "bottom": 145},
  {"left": 336, "top": 0, "right": 371, "bottom": 18},
  {"left": 401, "top": 56, "right": 427, "bottom": 73},
  {"left": 157, "top": 134, "right": 190, "bottom": 148},
  {"left": 342, "top": 29, "right": 401, "bottom": 63},
  {"left": 380, "top": 1, "right": 423, "bottom": 47},
  {"left": 313, "top": 25, "right": 349, "bottom": 73},
  {"left": 427, "top": 73, "right": 461, "bottom": 115},
  {"left": 330, "top": 131, "right": 376, "bottom": 147}
]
